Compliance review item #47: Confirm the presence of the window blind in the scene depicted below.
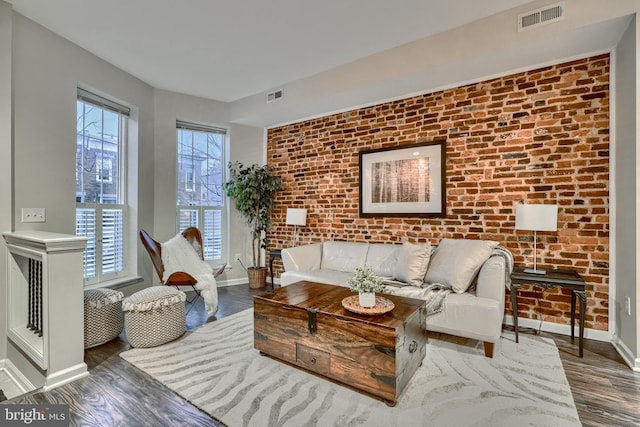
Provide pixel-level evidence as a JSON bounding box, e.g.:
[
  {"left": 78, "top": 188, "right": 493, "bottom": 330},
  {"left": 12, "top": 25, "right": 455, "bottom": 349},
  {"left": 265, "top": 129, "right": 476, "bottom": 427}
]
[
  {"left": 176, "top": 120, "right": 226, "bottom": 135},
  {"left": 77, "top": 88, "right": 130, "bottom": 117}
]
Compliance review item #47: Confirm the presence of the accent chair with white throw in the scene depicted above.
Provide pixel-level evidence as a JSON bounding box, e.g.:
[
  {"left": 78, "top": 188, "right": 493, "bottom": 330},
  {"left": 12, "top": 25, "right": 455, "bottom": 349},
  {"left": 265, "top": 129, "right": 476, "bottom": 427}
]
[
  {"left": 281, "top": 239, "right": 513, "bottom": 358},
  {"left": 140, "top": 228, "right": 221, "bottom": 317}
]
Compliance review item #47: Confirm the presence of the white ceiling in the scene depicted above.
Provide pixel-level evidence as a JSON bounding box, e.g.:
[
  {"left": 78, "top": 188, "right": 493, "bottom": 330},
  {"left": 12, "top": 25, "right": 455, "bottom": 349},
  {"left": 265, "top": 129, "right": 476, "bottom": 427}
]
[{"left": 8, "top": 0, "right": 537, "bottom": 103}]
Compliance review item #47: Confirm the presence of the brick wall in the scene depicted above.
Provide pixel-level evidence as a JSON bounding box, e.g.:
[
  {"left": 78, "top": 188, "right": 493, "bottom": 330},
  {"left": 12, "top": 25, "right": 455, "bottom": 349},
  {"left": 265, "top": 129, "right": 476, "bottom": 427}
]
[{"left": 267, "top": 54, "right": 610, "bottom": 331}]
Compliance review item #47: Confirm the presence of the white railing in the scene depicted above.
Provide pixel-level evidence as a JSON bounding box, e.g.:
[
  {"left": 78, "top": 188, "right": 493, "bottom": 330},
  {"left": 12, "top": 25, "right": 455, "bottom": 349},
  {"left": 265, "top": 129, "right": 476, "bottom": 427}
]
[{"left": 3, "top": 231, "right": 88, "bottom": 391}]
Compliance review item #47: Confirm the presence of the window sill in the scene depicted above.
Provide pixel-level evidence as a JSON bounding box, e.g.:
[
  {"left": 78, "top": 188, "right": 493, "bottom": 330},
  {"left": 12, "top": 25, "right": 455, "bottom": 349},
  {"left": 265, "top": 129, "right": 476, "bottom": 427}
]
[{"left": 84, "top": 275, "right": 143, "bottom": 291}]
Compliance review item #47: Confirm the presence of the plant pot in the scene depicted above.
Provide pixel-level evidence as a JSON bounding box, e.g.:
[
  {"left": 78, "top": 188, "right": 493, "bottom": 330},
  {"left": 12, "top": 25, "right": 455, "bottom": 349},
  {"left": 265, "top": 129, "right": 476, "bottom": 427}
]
[
  {"left": 358, "top": 292, "right": 376, "bottom": 308},
  {"left": 248, "top": 267, "right": 267, "bottom": 289}
]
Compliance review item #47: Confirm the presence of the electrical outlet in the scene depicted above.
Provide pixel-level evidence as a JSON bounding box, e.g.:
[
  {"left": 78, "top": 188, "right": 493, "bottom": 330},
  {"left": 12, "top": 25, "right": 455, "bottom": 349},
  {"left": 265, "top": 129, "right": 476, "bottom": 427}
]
[
  {"left": 625, "top": 296, "right": 631, "bottom": 316},
  {"left": 235, "top": 253, "right": 242, "bottom": 262},
  {"left": 21, "top": 208, "right": 45, "bottom": 223}
]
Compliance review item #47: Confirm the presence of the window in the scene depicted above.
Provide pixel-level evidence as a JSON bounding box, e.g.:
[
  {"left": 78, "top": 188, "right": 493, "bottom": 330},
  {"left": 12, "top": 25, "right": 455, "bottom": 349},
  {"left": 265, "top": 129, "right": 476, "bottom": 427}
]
[
  {"left": 96, "top": 158, "right": 113, "bottom": 183},
  {"left": 185, "top": 170, "right": 195, "bottom": 192},
  {"left": 177, "top": 121, "right": 226, "bottom": 262},
  {"left": 76, "top": 88, "right": 130, "bottom": 285}
]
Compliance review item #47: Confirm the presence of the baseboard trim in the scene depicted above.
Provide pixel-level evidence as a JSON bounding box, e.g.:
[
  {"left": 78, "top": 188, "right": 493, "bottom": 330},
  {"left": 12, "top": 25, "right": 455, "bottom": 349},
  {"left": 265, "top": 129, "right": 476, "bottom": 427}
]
[
  {"left": 216, "top": 278, "right": 249, "bottom": 287},
  {"left": 611, "top": 335, "right": 640, "bottom": 372},
  {"left": 503, "top": 314, "right": 611, "bottom": 342},
  {"left": 0, "top": 358, "right": 35, "bottom": 395},
  {"left": 43, "top": 363, "right": 89, "bottom": 391}
]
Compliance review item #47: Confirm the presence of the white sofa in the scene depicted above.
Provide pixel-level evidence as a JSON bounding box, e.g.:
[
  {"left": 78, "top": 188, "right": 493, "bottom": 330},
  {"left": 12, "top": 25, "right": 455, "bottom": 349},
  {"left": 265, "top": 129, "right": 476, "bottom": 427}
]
[{"left": 281, "top": 239, "right": 512, "bottom": 358}]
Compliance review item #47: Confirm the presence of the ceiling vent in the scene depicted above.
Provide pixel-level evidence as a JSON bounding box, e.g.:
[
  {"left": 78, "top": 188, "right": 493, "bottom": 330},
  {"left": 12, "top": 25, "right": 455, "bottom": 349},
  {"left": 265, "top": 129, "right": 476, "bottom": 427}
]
[
  {"left": 518, "top": 2, "right": 564, "bottom": 32},
  {"left": 266, "top": 89, "right": 284, "bottom": 103}
]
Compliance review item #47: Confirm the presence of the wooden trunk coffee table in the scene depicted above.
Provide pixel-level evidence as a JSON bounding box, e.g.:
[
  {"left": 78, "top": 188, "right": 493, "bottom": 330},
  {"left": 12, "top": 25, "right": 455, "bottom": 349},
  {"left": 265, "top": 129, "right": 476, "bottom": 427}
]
[{"left": 253, "top": 281, "right": 427, "bottom": 406}]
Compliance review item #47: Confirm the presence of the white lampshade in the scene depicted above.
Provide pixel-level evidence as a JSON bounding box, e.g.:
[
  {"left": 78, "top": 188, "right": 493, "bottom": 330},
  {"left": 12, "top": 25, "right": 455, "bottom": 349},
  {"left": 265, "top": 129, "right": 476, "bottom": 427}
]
[
  {"left": 515, "top": 204, "right": 558, "bottom": 231},
  {"left": 286, "top": 208, "right": 307, "bottom": 226}
]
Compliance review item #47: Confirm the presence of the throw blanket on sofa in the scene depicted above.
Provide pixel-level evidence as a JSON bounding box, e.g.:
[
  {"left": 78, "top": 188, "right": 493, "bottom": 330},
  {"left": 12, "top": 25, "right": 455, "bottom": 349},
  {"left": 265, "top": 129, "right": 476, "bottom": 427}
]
[
  {"left": 382, "top": 246, "right": 514, "bottom": 316},
  {"left": 161, "top": 234, "right": 218, "bottom": 316},
  {"left": 383, "top": 282, "right": 451, "bottom": 316},
  {"left": 494, "top": 245, "right": 514, "bottom": 288}
]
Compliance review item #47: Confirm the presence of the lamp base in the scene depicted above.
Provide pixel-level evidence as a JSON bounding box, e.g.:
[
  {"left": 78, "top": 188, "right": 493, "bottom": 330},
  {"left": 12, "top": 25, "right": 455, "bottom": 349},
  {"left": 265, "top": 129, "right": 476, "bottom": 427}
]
[{"left": 523, "top": 267, "right": 547, "bottom": 275}]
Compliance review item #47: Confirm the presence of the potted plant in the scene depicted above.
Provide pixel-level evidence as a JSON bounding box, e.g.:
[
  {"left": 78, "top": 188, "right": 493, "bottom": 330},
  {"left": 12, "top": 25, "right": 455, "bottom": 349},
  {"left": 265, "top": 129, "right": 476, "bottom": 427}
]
[
  {"left": 347, "top": 266, "right": 383, "bottom": 307},
  {"left": 224, "top": 161, "right": 282, "bottom": 289}
]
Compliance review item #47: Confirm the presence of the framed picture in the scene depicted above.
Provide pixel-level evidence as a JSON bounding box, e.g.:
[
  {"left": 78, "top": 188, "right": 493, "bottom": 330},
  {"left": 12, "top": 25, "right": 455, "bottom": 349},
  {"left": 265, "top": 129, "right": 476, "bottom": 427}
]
[{"left": 359, "top": 140, "right": 446, "bottom": 217}]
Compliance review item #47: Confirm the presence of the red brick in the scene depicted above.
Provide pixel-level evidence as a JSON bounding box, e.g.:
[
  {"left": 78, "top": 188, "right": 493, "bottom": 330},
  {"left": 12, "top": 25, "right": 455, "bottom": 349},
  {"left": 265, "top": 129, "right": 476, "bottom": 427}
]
[{"left": 267, "top": 55, "right": 610, "bottom": 332}]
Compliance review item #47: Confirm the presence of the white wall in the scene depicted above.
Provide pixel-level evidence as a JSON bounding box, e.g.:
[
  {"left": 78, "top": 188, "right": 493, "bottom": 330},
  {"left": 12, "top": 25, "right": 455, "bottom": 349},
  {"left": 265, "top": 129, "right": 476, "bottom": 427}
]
[
  {"left": 9, "top": 8, "right": 266, "bottom": 297},
  {"left": 7, "top": 10, "right": 157, "bottom": 383},
  {"left": 613, "top": 16, "right": 640, "bottom": 370},
  {"left": 226, "top": 122, "right": 266, "bottom": 278},
  {"left": 230, "top": 0, "right": 640, "bottom": 128},
  {"left": 11, "top": 12, "right": 156, "bottom": 293},
  {"left": 3, "top": 9, "right": 267, "bottom": 384},
  {"left": 12, "top": 12, "right": 155, "bottom": 231},
  {"left": 152, "top": 89, "right": 263, "bottom": 284},
  {"left": 0, "top": 1, "right": 12, "bottom": 360}
]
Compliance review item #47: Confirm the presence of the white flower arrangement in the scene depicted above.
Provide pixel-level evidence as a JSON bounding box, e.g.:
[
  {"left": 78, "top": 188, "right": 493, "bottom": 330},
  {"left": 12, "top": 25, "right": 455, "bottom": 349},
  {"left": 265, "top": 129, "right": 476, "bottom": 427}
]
[{"left": 347, "top": 266, "right": 383, "bottom": 294}]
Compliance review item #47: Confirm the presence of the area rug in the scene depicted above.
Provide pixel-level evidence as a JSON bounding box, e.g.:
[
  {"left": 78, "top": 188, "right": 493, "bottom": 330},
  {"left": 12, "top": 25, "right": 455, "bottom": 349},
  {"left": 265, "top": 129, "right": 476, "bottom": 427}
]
[{"left": 120, "top": 309, "right": 581, "bottom": 427}]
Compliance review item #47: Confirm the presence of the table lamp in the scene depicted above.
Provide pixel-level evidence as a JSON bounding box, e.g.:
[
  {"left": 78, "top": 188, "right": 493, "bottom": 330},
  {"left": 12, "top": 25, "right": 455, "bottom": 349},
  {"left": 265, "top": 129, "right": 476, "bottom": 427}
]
[
  {"left": 286, "top": 208, "right": 307, "bottom": 247},
  {"left": 515, "top": 203, "right": 558, "bottom": 274}
]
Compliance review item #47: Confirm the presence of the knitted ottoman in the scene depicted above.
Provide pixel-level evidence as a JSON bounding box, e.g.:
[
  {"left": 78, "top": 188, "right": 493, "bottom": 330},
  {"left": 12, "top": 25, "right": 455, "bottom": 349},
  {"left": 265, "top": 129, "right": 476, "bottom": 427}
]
[
  {"left": 84, "top": 288, "right": 124, "bottom": 349},
  {"left": 123, "top": 286, "right": 186, "bottom": 348}
]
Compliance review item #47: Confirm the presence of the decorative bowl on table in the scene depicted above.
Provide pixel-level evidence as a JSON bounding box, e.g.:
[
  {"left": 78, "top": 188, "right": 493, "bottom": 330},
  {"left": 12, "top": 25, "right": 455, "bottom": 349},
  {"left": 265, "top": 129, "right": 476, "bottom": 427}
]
[{"left": 341, "top": 295, "right": 395, "bottom": 316}]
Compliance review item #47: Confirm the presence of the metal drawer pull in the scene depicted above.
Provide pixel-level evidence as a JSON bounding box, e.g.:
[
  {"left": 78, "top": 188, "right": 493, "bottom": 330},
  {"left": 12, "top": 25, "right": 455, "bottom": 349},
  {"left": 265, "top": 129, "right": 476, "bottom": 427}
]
[
  {"left": 409, "top": 340, "right": 418, "bottom": 353},
  {"left": 310, "top": 357, "right": 316, "bottom": 364}
]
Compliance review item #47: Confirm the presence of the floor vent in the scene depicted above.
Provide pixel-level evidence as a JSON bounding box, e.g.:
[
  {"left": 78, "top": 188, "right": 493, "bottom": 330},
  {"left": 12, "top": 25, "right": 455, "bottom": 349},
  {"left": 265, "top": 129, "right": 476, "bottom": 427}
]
[
  {"left": 518, "top": 2, "right": 564, "bottom": 32},
  {"left": 267, "top": 89, "right": 284, "bottom": 103}
]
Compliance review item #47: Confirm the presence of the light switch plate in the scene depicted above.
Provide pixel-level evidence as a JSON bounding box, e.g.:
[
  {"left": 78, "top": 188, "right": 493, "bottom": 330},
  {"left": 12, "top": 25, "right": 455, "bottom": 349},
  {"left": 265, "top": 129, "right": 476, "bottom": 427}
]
[{"left": 22, "top": 208, "right": 45, "bottom": 223}]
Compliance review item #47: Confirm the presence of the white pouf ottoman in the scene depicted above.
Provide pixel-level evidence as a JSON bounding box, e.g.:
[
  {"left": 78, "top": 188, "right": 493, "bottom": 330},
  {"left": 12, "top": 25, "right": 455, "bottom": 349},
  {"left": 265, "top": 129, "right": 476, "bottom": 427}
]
[
  {"left": 84, "top": 288, "right": 124, "bottom": 349},
  {"left": 123, "top": 286, "right": 186, "bottom": 348}
]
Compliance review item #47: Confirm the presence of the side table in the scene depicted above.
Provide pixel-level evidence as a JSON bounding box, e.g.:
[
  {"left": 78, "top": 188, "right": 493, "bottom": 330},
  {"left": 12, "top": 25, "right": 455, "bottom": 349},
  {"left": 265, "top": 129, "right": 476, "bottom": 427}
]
[
  {"left": 510, "top": 266, "right": 587, "bottom": 357},
  {"left": 268, "top": 249, "right": 282, "bottom": 289}
]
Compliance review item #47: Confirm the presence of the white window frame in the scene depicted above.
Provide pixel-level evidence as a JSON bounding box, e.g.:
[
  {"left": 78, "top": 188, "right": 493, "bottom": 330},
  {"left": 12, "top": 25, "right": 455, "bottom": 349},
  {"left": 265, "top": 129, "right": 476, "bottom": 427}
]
[
  {"left": 176, "top": 121, "right": 228, "bottom": 264},
  {"left": 76, "top": 89, "right": 130, "bottom": 287}
]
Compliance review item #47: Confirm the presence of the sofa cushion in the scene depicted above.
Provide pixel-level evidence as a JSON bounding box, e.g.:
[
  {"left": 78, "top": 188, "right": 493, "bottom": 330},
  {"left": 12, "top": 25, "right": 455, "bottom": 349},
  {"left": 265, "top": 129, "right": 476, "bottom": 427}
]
[
  {"left": 393, "top": 242, "right": 431, "bottom": 286},
  {"left": 282, "top": 243, "right": 322, "bottom": 272},
  {"left": 426, "top": 292, "right": 502, "bottom": 343},
  {"left": 321, "top": 241, "right": 369, "bottom": 273},
  {"left": 424, "top": 238, "right": 498, "bottom": 293},
  {"left": 365, "top": 244, "right": 400, "bottom": 277}
]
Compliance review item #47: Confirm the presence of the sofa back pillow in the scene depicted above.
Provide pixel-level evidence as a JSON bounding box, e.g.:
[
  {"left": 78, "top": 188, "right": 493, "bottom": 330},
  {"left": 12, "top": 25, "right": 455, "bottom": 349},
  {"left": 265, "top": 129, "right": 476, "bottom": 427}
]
[
  {"left": 321, "top": 241, "right": 369, "bottom": 273},
  {"left": 365, "top": 244, "right": 400, "bottom": 277},
  {"left": 393, "top": 242, "right": 431, "bottom": 286},
  {"left": 424, "top": 238, "right": 498, "bottom": 293}
]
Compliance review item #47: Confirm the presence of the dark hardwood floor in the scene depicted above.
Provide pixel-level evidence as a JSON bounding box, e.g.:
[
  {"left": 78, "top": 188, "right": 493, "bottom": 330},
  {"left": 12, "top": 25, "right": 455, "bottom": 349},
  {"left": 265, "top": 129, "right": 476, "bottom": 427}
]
[
  {"left": 4, "top": 285, "right": 640, "bottom": 426},
  {"left": 5, "top": 285, "right": 263, "bottom": 427}
]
